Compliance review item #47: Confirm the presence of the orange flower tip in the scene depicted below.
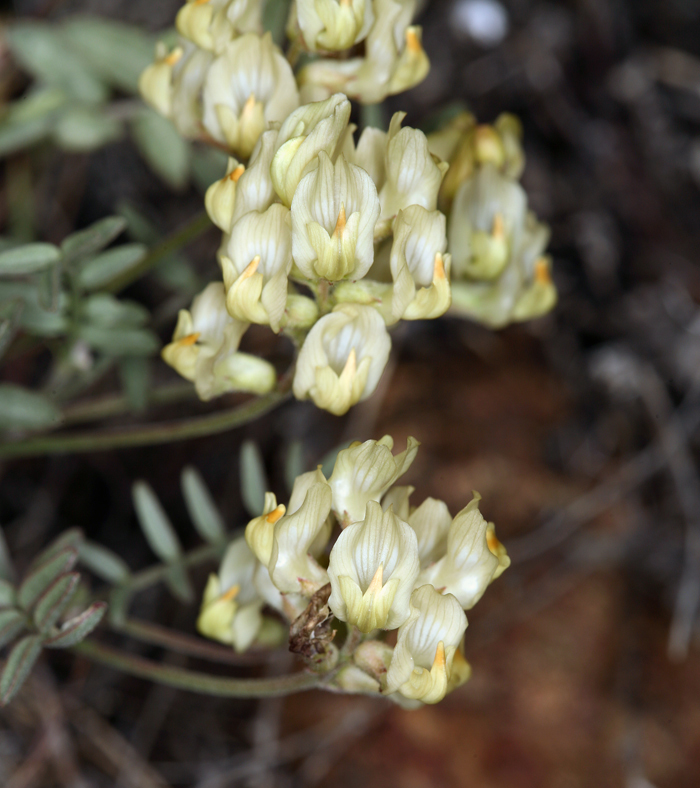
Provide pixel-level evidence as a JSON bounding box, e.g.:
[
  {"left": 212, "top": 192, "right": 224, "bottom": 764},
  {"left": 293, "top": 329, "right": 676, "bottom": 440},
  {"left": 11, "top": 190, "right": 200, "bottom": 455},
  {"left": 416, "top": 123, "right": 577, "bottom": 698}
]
[
  {"left": 433, "top": 641, "right": 446, "bottom": 670},
  {"left": 492, "top": 213, "right": 505, "bottom": 239},
  {"left": 340, "top": 0, "right": 353, "bottom": 6},
  {"left": 534, "top": 257, "right": 551, "bottom": 285},
  {"left": 367, "top": 563, "right": 384, "bottom": 595},
  {"left": 221, "top": 584, "right": 240, "bottom": 602},
  {"left": 406, "top": 28, "right": 423, "bottom": 54},
  {"left": 265, "top": 504, "right": 286, "bottom": 524},
  {"left": 242, "top": 93, "right": 257, "bottom": 118},
  {"left": 341, "top": 347, "right": 357, "bottom": 378},
  {"left": 434, "top": 253, "right": 446, "bottom": 280},
  {"left": 243, "top": 255, "right": 261, "bottom": 278},
  {"left": 194, "top": 0, "right": 210, "bottom": 5},
  {"left": 333, "top": 203, "right": 347, "bottom": 238},
  {"left": 178, "top": 332, "right": 200, "bottom": 346},
  {"left": 164, "top": 48, "right": 184, "bottom": 67},
  {"left": 229, "top": 164, "right": 246, "bottom": 182},
  {"left": 486, "top": 530, "right": 502, "bottom": 554}
]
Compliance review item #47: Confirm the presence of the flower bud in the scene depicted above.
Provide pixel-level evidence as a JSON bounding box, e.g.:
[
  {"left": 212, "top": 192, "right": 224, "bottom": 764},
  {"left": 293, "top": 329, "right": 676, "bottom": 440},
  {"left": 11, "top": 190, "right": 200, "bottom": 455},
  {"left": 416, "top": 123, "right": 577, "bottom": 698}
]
[
  {"left": 268, "top": 471, "right": 333, "bottom": 594},
  {"left": 386, "top": 27, "right": 430, "bottom": 95},
  {"left": 162, "top": 282, "right": 276, "bottom": 400},
  {"left": 386, "top": 584, "right": 470, "bottom": 704},
  {"left": 279, "top": 293, "right": 319, "bottom": 330},
  {"left": 222, "top": 204, "right": 292, "bottom": 332},
  {"left": 292, "top": 304, "right": 391, "bottom": 416},
  {"left": 202, "top": 33, "right": 299, "bottom": 158},
  {"left": 270, "top": 93, "right": 352, "bottom": 206},
  {"left": 205, "top": 157, "right": 245, "bottom": 232},
  {"left": 168, "top": 42, "right": 215, "bottom": 139},
  {"left": 291, "top": 152, "right": 380, "bottom": 281},
  {"left": 295, "top": 0, "right": 374, "bottom": 52},
  {"left": 328, "top": 501, "right": 420, "bottom": 632},
  {"left": 329, "top": 435, "right": 419, "bottom": 526},
  {"left": 196, "top": 536, "right": 264, "bottom": 652},
  {"left": 245, "top": 491, "right": 286, "bottom": 566},
  {"left": 139, "top": 43, "right": 182, "bottom": 118},
  {"left": 176, "top": 0, "right": 262, "bottom": 54},
  {"left": 229, "top": 129, "right": 279, "bottom": 225},
  {"left": 389, "top": 205, "right": 450, "bottom": 322},
  {"left": 353, "top": 639, "right": 394, "bottom": 688},
  {"left": 334, "top": 664, "right": 382, "bottom": 694},
  {"left": 417, "top": 492, "right": 510, "bottom": 609},
  {"left": 379, "top": 113, "right": 448, "bottom": 221}
]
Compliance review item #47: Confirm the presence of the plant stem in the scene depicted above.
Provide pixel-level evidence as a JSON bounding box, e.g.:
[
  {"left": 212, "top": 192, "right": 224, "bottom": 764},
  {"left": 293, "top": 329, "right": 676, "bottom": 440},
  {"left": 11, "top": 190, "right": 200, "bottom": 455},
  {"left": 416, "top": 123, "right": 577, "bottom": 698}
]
[
  {"left": 114, "top": 617, "right": 279, "bottom": 666},
  {"left": 62, "top": 381, "right": 197, "bottom": 425},
  {"left": 0, "top": 390, "right": 290, "bottom": 459},
  {"left": 105, "top": 211, "right": 213, "bottom": 294},
  {"left": 73, "top": 640, "right": 327, "bottom": 697}
]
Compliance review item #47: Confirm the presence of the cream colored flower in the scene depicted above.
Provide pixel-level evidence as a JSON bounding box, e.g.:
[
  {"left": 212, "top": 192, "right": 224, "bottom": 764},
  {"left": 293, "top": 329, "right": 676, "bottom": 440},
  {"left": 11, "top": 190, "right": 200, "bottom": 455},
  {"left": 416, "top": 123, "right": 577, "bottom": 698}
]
[
  {"left": 229, "top": 129, "right": 279, "bottom": 226},
  {"left": 270, "top": 93, "right": 352, "bottom": 206},
  {"left": 268, "top": 470, "right": 333, "bottom": 594},
  {"left": 448, "top": 166, "right": 556, "bottom": 327},
  {"left": 202, "top": 33, "right": 299, "bottom": 158},
  {"left": 389, "top": 205, "right": 451, "bottom": 323},
  {"left": 329, "top": 435, "right": 419, "bottom": 525},
  {"left": 140, "top": 41, "right": 214, "bottom": 139},
  {"left": 297, "top": 0, "right": 429, "bottom": 104},
  {"left": 291, "top": 152, "right": 380, "bottom": 281},
  {"left": 294, "top": 0, "right": 374, "bottom": 51},
  {"left": 245, "top": 491, "right": 286, "bottom": 566},
  {"left": 139, "top": 43, "right": 182, "bottom": 118},
  {"left": 382, "top": 488, "right": 451, "bottom": 566},
  {"left": 205, "top": 157, "right": 246, "bottom": 232},
  {"left": 430, "top": 112, "right": 525, "bottom": 209},
  {"left": 386, "top": 584, "right": 470, "bottom": 704},
  {"left": 196, "top": 536, "right": 264, "bottom": 652},
  {"left": 417, "top": 492, "right": 510, "bottom": 609},
  {"left": 162, "top": 282, "right": 276, "bottom": 400},
  {"left": 221, "top": 204, "right": 292, "bottom": 332},
  {"left": 328, "top": 501, "right": 420, "bottom": 632},
  {"left": 379, "top": 113, "right": 448, "bottom": 222},
  {"left": 292, "top": 304, "right": 391, "bottom": 416},
  {"left": 176, "top": 0, "right": 262, "bottom": 54}
]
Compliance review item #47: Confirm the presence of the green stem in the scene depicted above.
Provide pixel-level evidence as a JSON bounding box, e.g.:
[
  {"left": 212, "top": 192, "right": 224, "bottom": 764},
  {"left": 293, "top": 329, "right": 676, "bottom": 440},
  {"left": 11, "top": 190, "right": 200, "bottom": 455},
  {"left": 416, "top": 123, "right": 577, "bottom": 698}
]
[
  {"left": 0, "top": 390, "right": 290, "bottom": 459},
  {"left": 114, "top": 617, "right": 275, "bottom": 666},
  {"left": 105, "top": 211, "right": 213, "bottom": 294},
  {"left": 74, "top": 640, "right": 327, "bottom": 698},
  {"left": 62, "top": 381, "right": 197, "bottom": 425}
]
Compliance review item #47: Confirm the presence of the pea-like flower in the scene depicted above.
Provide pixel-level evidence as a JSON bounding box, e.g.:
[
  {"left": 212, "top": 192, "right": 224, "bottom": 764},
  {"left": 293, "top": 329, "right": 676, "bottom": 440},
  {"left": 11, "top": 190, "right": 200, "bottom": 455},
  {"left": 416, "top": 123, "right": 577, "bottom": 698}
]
[
  {"left": 176, "top": 0, "right": 262, "bottom": 54},
  {"left": 161, "top": 282, "right": 276, "bottom": 400},
  {"left": 270, "top": 93, "right": 352, "bottom": 206},
  {"left": 202, "top": 32, "right": 299, "bottom": 158},
  {"left": 291, "top": 152, "right": 380, "bottom": 281},
  {"left": 448, "top": 166, "right": 556, "bottom": 327},
  {"left": 205, "top": 156, "right": 246, "bottom": 232},
  {"left": 379, "top": 113, "right": 448, "bottom": 221},
  {"left": 328, "top": 501, "right": 420, "bottom": 632},
  {"left": 292, "top": 304, "right": 391, "bottom": 416},
  {"left": 268, "top": 470, "right": 333, "bottom": 595},
  {"left": 139, "top": 42, "right": 214, "bottom": 139},
  {"left": 385, "top": 584, "right": 470, "bottom": 704},
  {"left": 417, "top": 492, "right": 510, "bottom": 609},
  {"left": 389, "top": 205, "right": 451, "bottom": 322},
  {"left": 228, "top": 129, "right": 279, "bottom": 226},
  {"left": 297, "top": 0, "right": 429, "bottom": 104},
  {"left": 329, "top": 435, "right": 419, "bottom": 525},
  {"left": 197, "top": 536, "right": 265, "bottom": 652},
  {"left": 382, "top": 488, "right": 452, "bottom": 566},
  {"left": 294, "top": 0, "right": 374, "bottom": 52},
  {"left": 221, "top": 204, "right": 293, "bottom": 332}
]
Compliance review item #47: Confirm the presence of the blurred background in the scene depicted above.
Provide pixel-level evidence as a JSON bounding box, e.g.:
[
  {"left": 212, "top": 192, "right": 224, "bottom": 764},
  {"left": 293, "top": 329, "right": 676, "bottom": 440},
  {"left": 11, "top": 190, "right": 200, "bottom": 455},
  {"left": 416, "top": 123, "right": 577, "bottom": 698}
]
[{"left": 2, "top": 0, "right": 700, "bottom": 785}]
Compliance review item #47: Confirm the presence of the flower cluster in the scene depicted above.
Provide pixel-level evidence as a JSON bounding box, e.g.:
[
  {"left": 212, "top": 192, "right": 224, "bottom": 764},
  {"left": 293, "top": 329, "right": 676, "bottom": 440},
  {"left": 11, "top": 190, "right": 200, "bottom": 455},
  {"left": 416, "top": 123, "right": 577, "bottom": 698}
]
[
  {"left": 428, "top": 112, "right": 557, "bottom": 328},
  {"left": 138, "top": 0, "right": 429, "bottom": 160},
  {"left": 162, "top": 93, "right": 453, "bottom": 415},
  {"left": 197, "top": 436, "right": 510, "bottom": 705}
]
